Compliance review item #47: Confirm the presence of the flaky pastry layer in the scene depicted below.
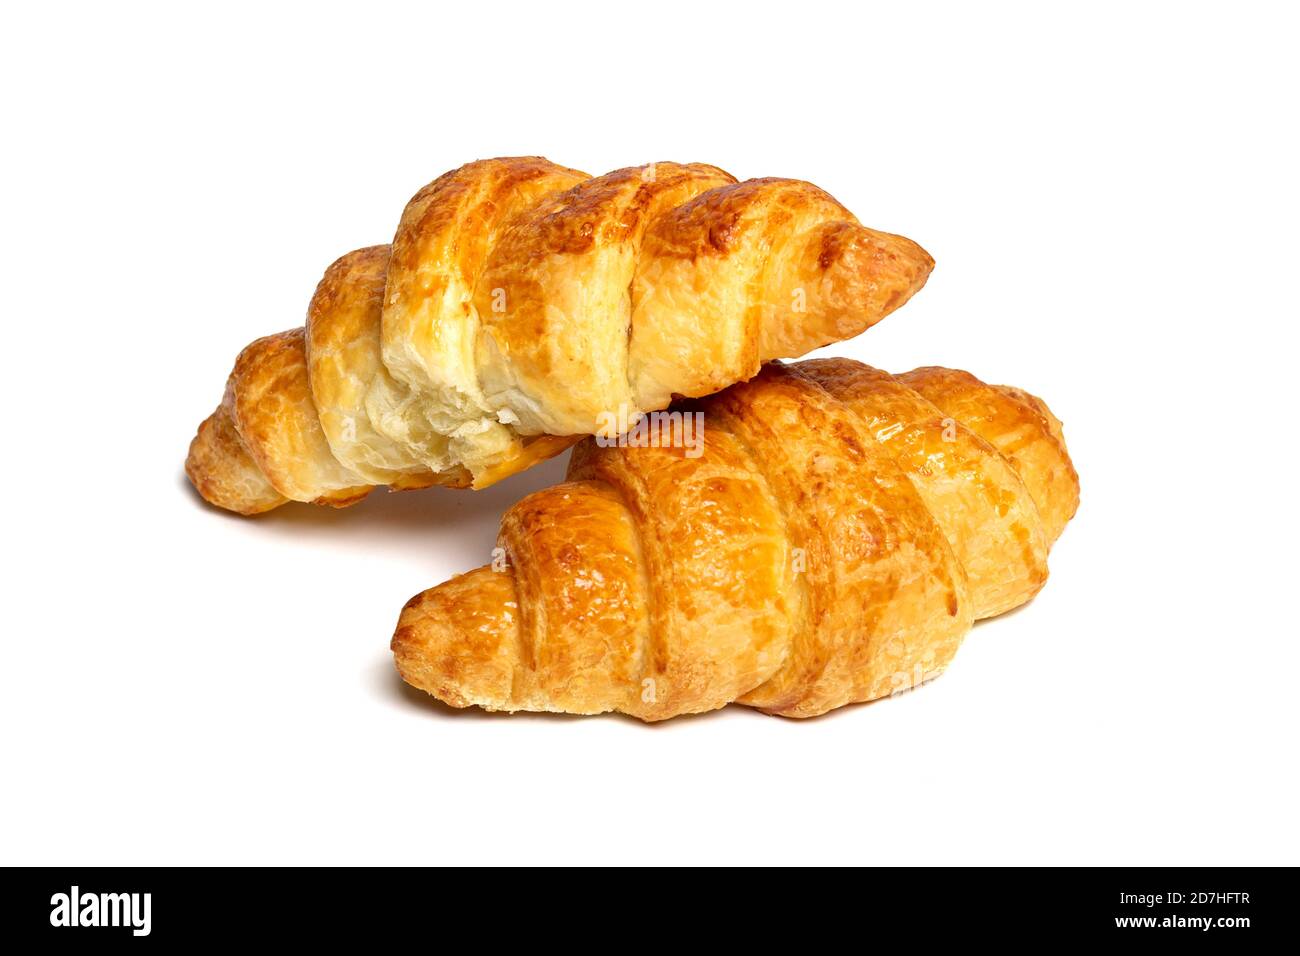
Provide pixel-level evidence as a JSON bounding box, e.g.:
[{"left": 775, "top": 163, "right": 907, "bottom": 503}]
[
  {"left": 186, "top": 158, "right": 934, "bottom": 514},
  {"left": 393, "top": 359, "right": 1079, "bottom": 720}
]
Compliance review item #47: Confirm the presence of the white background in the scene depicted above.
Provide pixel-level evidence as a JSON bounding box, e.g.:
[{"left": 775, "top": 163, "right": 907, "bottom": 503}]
[{"left": 2, "top": 1, "right": 1296, "bottom": 865}]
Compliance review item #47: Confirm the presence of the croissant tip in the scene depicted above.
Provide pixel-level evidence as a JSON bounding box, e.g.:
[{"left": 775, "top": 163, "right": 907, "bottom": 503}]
[{"left": 889, "top": 232, "right": 935, "bottom": 281}]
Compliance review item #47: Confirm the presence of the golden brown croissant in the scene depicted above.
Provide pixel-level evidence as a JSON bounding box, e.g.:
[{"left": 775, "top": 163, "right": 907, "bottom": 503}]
[
  {"left": 392, "top": 358, "right": 1079, "bottom": 720},
  {"left": 185, "top": 158, "right": 934, "bottom": 515}
]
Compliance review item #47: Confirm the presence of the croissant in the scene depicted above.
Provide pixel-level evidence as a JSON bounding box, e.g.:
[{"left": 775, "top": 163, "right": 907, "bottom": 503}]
[
  {"left": 185, "top": 157, "right": 934, "bottom": 514},
  {"left": 392, "top": 358, "right": 1079, "bottom": 720}
]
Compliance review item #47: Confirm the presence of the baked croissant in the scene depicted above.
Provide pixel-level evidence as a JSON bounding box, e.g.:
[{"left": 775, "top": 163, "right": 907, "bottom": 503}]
[
  {"left": 185, "top": 157, "right": 934, "bottom": 515},
  {"left": 393, "top": 358, "right": 1079, "bottom": 720}
]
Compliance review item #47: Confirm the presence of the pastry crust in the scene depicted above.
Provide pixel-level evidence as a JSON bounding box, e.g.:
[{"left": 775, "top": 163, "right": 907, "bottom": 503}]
[
  {"left": 895, "top": 368, "right": 1080, "bottom": 545},
  {"left": 797, "top": 360, "right": 1049, "bottom": 617},
  {"left": 475, "top": 162, "right": 736, "bottom": 436},
  {"left": 184, "top": 405, "right": 287, "bottom": 516},
  {"left": 186, "top": 157, "right": 933, "bottom": 514},
  {"left": 379, "top": 157, "right": 592, "bottom": 478},
  {"left": 393, "top": 359, "right": 1080, "bottom": 720},
  {"left": 628, "top": 179, "right": 933, "bottom": 410},
  {"left": 222, "top": 328, "right": 372, "bottom": 507},
  {"left": 305, "top": 245, "right": 445, "bottom": 489}
]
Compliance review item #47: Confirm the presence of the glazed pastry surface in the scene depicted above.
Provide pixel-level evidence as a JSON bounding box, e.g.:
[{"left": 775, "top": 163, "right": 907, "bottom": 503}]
[
  {"left": 186, "top": 158, "right": 934, "bottom": 514},
  {"left": 393, "top": 359, "right": 1080, "bottom": 720}
]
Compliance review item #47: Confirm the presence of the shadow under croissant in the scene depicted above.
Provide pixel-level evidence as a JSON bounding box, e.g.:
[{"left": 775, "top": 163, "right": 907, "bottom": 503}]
[
  {"left": 970, "top": 597, "right": 1039, "bottom": 628},
  {"left": 177, "top": 450, "right": 572, "bottom": 565}
]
